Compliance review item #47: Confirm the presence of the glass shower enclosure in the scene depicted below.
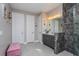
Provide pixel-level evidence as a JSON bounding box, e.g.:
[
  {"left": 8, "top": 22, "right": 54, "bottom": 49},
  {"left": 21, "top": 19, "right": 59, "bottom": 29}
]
[
  {"left": 63, "top": 3, "right": 79, "bottom": 56},
  {"left": 73, "top": 4, "right": 79, "bottom": 55}
]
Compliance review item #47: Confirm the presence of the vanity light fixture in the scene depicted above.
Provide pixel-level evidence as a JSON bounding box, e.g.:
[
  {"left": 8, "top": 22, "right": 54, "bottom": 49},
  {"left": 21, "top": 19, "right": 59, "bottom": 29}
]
[{"left": 48, "top": 14, "right": 62, "bottom": 20}]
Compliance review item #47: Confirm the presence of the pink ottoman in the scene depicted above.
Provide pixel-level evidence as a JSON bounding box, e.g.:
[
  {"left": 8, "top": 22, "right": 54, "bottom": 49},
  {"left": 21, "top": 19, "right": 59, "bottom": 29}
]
[{"left": 7, "top": 43, "right": 21, "bottom": 56}]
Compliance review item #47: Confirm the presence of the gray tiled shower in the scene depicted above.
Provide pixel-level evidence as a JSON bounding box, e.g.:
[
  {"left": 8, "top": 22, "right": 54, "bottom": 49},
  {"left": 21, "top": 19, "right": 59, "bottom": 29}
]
[{"left": 62, "top": 3, "right": 79, "bottom": 55}]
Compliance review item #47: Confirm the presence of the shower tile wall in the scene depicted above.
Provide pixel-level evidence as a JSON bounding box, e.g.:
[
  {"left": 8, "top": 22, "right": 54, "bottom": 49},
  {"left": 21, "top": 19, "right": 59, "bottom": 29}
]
[
  {"left": 62, "top": 3, "right": 75, "bottom": 53},
  {"left": 54, "top": 33, "right": 65, "bottom": 54}
]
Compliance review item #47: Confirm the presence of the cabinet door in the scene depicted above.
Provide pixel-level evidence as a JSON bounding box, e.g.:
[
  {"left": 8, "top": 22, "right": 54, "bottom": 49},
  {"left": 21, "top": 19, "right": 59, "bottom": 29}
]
[
  {"left": 12, "top": 12, "right": 25, "bottom": 43},
  {"left": 25, "top": 15, "right": 35, "bottom": 42}
]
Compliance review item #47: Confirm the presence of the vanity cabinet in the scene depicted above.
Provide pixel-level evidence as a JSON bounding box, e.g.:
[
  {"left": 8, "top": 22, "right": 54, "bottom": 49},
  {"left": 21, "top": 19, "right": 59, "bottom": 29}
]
[
  {"left": 43, "top": 33, "right": 65, "bottom": 54},
  {"left": 43, "top": 34, "right": 55, "bottom": 49}
]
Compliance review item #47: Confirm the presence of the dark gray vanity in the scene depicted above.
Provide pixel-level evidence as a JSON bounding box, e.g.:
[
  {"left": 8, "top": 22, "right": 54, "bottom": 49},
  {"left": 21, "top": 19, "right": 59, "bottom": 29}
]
[
  {"left": 42, "top": 33, "right": 65, "bottom": 54},
  {"left": 42, "top": 34, "right": 55, "bottom": 49}
]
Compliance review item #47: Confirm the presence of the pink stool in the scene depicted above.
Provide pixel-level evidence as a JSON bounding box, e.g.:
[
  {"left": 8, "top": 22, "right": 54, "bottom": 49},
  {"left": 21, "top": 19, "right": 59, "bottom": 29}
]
[{"left": 7, "top": 43, "right": 21, "bottom": 56}]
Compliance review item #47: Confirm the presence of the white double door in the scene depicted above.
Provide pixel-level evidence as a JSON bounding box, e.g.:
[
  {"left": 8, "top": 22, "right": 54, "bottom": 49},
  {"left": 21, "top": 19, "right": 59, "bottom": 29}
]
[{"left": 12, "top": 12, "right": 35, "bottom": 44}]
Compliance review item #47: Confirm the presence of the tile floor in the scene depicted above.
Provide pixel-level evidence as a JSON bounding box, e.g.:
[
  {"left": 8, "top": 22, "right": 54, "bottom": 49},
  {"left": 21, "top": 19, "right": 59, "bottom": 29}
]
[{"left": 21, "top": 42, "right": 73, "bottom": 56}]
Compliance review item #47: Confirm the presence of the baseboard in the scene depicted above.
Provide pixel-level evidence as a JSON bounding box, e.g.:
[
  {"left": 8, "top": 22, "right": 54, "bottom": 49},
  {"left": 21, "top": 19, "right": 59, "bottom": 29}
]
[
  {"left": 21, "top": 40, "right": 43, "bottom": 44},
  {"left": 34, "top": 40, "right": 40, "bottom": 42}
]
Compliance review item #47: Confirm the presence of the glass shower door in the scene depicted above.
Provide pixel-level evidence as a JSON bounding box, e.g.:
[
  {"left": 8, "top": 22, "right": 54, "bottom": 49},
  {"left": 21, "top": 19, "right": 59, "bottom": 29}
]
[{"left": 73, "top": 4, "right": 79, "bottom": 55}]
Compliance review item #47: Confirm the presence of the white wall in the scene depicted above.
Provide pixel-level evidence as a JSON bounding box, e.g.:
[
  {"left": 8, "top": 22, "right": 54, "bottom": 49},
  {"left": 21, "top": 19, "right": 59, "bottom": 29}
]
[
  {"left": 48, "top": 4, "right": 62, "bottom": 17},
  {"left": 47, "top": 4, "right": 63, "bottom": 34},
  {"left": 0, "top": 4, "right": 12, "bottom": 56},
  {"left": 41, "top": 13, "right": 48, "bottom": 33}
]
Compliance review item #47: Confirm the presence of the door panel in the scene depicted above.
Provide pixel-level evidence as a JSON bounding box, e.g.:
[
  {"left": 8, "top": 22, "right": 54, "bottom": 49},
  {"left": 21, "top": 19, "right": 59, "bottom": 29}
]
[
  {"left": 37, "top": 15, "right": 42, "bottom": 42},
  {"left": 25, "top": 15, "right": 35, "bottom": 42},
  {"left": 12, "top": 12, "right": 25, "bottom": 43}
]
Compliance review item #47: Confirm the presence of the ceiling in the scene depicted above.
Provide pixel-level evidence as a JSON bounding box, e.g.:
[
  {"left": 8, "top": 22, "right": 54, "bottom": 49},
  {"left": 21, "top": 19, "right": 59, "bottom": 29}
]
[{"left": 10, "top": 3, "right": 61, "bottom": 14}]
